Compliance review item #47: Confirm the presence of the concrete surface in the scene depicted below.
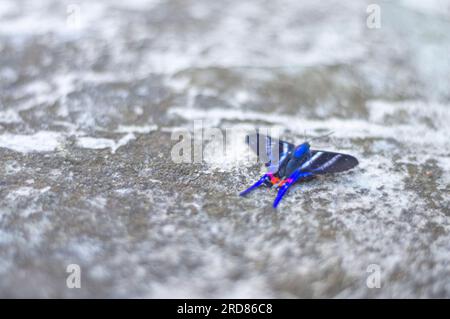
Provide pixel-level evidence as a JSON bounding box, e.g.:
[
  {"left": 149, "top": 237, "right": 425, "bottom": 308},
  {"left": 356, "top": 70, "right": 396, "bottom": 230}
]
[{"left": 0, "top": 0, "right": 449, "bottom": 298}]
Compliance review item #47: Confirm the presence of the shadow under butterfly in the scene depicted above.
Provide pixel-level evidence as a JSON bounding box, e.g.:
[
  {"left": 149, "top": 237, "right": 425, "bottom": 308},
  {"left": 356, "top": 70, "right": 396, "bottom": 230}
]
[{"left": 240, "top": 133, "right": 359, "bottom": 208}]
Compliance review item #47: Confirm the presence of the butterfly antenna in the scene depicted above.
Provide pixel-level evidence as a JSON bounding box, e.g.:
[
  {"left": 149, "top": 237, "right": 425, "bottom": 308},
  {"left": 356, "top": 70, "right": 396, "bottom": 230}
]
[{"left": 310, "top": 131, "right": 334, "bottom": 142}]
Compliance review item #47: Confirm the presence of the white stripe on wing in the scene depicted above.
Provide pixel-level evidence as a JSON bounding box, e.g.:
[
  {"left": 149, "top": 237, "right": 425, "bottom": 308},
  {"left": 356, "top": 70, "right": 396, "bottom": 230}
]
[
  {"left": 300, "top": 151, "right": 323, "bottom": 170},
  {"left": 315, "top": 154, "right": 342, "bottom": 172}
]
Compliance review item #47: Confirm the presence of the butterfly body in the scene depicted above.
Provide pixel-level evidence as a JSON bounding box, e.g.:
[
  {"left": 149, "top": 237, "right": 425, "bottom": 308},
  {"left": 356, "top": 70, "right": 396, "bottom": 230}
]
[
  {"left": 241, "top": 133, "right": 359, "bottom": 208},
  {"left": 277, "top": 142, "right": 310, "bottom": 178}
]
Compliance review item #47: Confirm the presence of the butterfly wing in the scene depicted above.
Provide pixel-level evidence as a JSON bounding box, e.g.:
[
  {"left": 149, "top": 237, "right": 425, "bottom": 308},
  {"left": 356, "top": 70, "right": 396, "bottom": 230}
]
[
  {"left": 301, "top": 150, "right": 359, "bottom": 174},
  {"left": 245, "top": 133, "right": 294, "bottom": 172}
]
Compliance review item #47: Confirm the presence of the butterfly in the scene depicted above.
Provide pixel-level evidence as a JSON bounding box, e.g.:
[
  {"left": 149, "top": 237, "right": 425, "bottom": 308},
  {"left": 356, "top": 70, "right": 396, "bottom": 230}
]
[{"left": 240, "top": 132, "right": 359, "bottom": 208}]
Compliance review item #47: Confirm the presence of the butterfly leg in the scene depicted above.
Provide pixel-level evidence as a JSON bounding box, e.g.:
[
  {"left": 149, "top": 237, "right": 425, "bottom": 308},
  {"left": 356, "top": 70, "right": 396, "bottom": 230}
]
[
  {"left": 240, "top": 173, "right": 280, "bottom": 196},
  {"left": 273, "top": 171, "right": 313, "bottom": 208}
]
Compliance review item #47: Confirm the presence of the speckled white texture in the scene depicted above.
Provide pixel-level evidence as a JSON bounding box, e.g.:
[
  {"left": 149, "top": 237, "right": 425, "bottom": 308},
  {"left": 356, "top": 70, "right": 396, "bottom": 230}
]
[{"left": 0, "top": 0, "right": 449, "bottom": 298}]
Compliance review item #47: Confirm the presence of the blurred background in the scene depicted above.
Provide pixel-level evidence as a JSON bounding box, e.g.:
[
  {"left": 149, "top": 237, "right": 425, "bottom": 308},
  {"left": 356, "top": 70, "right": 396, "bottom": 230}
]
[{"left": 0, "top": 0, "right": 449, "bottom": 298}]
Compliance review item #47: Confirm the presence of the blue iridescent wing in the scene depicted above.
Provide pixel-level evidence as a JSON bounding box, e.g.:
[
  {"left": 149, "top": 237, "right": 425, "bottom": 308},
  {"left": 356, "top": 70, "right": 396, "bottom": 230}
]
[
  {"left": 245, "top": 133, "right": 294, "bottom": 172},
  {"left": 300, "top": 150, "right": 358, "bottom": 174}
]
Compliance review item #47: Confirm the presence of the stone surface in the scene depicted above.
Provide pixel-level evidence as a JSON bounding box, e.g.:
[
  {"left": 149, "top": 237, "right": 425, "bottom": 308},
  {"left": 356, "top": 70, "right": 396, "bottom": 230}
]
[{"left": 0, "top": 0, "right": 449, "bottom": 298}]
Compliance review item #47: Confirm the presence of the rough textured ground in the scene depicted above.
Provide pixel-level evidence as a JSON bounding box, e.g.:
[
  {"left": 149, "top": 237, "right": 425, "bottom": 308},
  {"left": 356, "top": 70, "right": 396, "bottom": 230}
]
[{"left": 0, "top": 0, "right": 449, "bottom": 298}]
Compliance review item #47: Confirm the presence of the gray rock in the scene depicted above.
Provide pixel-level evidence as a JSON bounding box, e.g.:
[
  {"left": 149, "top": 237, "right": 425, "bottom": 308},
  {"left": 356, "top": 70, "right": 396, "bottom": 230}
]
[{"left": 0, "top": 0, "right": 449, "bottom": 298}]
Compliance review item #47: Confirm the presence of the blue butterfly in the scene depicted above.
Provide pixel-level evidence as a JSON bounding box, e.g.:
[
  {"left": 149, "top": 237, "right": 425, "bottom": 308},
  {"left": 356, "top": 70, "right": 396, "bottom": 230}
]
[{"left": 240, "top": 133, "right": 359, "bottom": 208}]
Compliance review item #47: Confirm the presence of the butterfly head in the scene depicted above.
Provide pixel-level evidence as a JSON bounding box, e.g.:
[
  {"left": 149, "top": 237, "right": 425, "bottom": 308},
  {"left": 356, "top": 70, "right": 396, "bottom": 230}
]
[{"left": 293, "top": 142, "right": 310, "bottom": 159}]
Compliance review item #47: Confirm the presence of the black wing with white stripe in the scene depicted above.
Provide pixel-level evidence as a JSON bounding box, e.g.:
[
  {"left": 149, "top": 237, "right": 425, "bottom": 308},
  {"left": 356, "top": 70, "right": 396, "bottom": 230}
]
[
  {"left": 302, "top": 150, "right": 358, "bottom": 174},
  {"left": 245, "top": 133, "right": 294, "bottom": 170}
]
